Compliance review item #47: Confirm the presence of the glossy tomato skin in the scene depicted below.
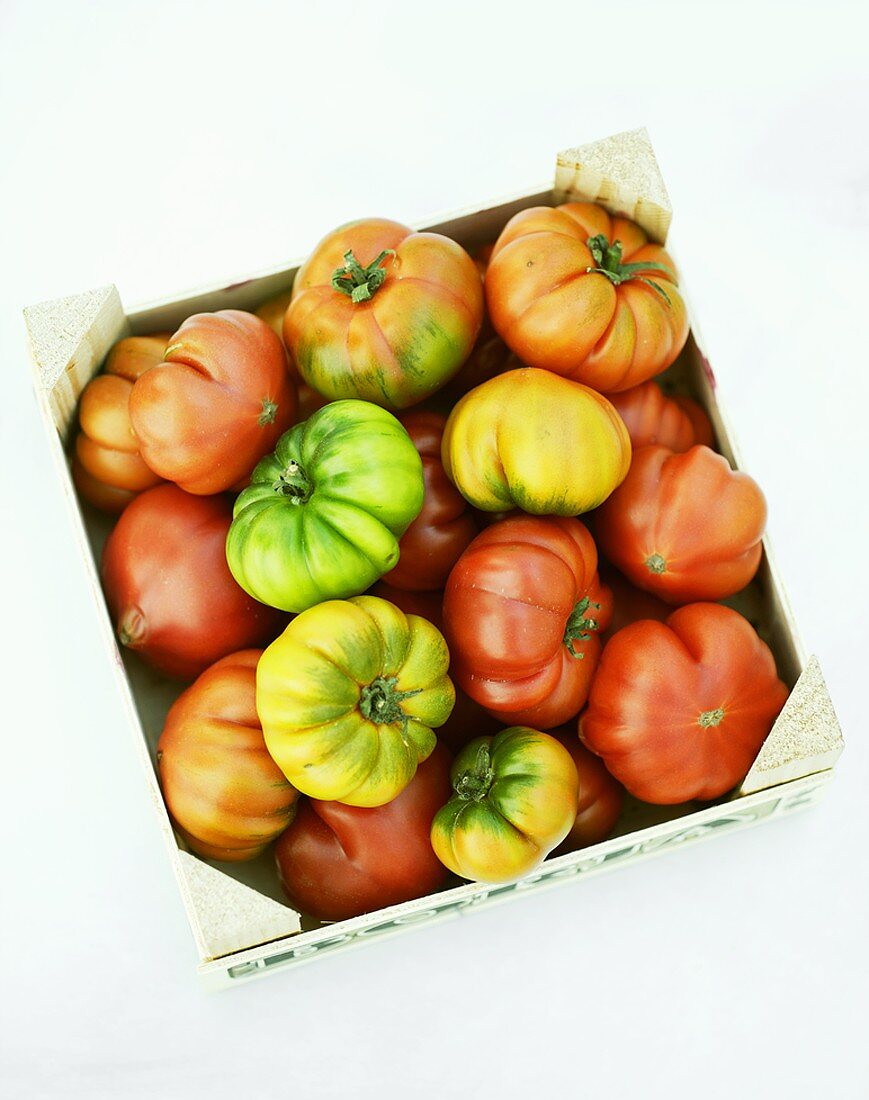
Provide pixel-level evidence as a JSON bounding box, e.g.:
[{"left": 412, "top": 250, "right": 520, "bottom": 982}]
[
  {"left": 73, "top": 334, "right": 168, "bottom": 513},
  {"left": 227, "top": 401, "right": 424, "bottom": 613},
  {"left": 275, "top": 743, "right": 452, "bottom": 921},
  {"left": 431, "top": 728, "right": 578, "bottom": 883},
  {"left": 157, "top": 650, "right": 298, "bottom": 861},
  {"left": 101, "top": 484, "right": 284, "bottom": 680},
  {"left": 552, "top": 731, "right": 623, "bottom": 851},
  {"left": 129, "top": 310, "right": 296, "bottom": 494},
  {"left": 673, "top": 395, "right": 714, "bottom": 448},
  {"left": 284, "top": 218, "right": 484, "bottom": 410},
  {"left": 256, "top": 596, "right": 455, "bottom": 807},
  {"left": 443, "top": 516, "right": 612, "bottom": 728},
  {"left": 598, "top": 562, "right": 672, "bottom": 641},
  {"left": 580, "top": 603, "right": 788, "bottom": 803},
  {"left": 383, "top": 411, "right": 477, "bottom": 590},
  {"left": 369, "top": 582, "right": 501, "bottom": 751},
  {"left": 485, "top": 202, "right": 689, "bottom": 392},
  {"left": 595, "top": 444, "right": 767, "bottom": 604},
  {"left": 442, "top": 368, "right": 631, "bottom": 515},
  {"left": 608, "top": 381, "right": 702, "bottom": 453}
]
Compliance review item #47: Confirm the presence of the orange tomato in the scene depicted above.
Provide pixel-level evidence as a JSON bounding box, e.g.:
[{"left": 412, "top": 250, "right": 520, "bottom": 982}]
[
  {"left": 255, "top": 290, "right": 328, "bottom": 421},
  {"left": 130, "top": 310, "right": 296, "bottom": 494},
  {"left": 72, "top": 334, "right": 168, "bottom": 513},
  {"left": 158, "top": 650, "right": 298, "bottom": 861},
  {"left": 485, "top": 202, "right": 688, "bottom": 392},
  {"left": 608, "top": 381, "right": 702, "bottom": 453},
  {"left": 595, "top": 445, "right": 767, "bottom": 603}
]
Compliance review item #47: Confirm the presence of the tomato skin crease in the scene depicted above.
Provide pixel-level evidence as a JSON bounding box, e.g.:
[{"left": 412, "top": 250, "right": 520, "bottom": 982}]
[{"left": 579, "top": 603, "right": 788, "bottom": 804}]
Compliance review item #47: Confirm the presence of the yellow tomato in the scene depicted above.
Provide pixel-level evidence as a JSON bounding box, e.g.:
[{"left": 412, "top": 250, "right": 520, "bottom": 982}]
[
  {"left": 256, "top": 596, "right": 455, "bottom": 807},
  {"left": 441, "top": 368, "right": 631, "bottom": 515}
]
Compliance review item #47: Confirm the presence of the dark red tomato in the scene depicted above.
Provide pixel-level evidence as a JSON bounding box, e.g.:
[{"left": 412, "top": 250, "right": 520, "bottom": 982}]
[
  {"left": 673, "top": 395, "right": 714, "bottom": 448},
  {"left": 275, "top": 743, "right": 453, "bottom": 921},
  {"left": 369, "top": 582, "right": 500, "bottom": 750},
  {"left": 383, "top": 410, "right": 477, "bottom": 590},
  {"left": 443, "top": 516, "right": 613, "bottom": 729},
  {"left": 101, "top": 484, "right": 284, "bottom": 680},
  {"left": 551, "top": 730, "right": 624, "bottom": 851}
]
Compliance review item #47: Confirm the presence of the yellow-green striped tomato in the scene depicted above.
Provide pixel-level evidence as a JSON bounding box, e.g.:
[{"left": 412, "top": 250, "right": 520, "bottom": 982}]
[
  {"left": 226, "top": 400, "right": 424, "bottom": 613},
  {"left": 441, "top": 368, "right": 631, "bottom": 515},
  {"left": 256, "top": 596, "right": 455, "bottom": 807},
  {"left": 431, "top": 727, "right": 579, "bottom": 883}
]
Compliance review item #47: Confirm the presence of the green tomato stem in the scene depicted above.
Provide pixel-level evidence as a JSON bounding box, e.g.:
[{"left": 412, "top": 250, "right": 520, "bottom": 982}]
[
  {"left": 563, "top": 596, "right": 600, "bottom": 659},
  {"left": 331, "top": 248, "right": 396, "bottom": 304},
  {"left": 585, "top": 233, "right": 674, "bottom": 306},
  {"left": 454, "top": 742, "right": 495, "bottom": 802},
  {"left": 272, "top": 460, "right": 313, "bottom": 504},
  {"left": 359, "top": 675, "right": 422, "bottom": 727}
]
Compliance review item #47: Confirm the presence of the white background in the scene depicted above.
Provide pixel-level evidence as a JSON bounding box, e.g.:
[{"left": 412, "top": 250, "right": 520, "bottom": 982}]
[{"left": 2, "top": 1, "right": 868, "bottom": 1096}]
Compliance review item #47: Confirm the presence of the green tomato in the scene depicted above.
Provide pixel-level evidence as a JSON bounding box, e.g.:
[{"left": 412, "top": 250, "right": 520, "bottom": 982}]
[{"left": 226, "top": 400, "right": 424, "bottom": 612}]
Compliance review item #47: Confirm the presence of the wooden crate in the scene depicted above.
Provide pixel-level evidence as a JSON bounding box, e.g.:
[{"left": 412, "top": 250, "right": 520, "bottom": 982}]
[{"left": 25, "top": 128, "right": 844, "bottom": 989}]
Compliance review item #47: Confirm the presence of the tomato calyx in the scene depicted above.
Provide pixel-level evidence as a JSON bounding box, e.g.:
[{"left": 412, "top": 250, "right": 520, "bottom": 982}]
[
  {"left": 454, "top": 743, "right": 495, "bottom": 802},
  {"left": 645, "top": 553, "right": 667, "bottom": 575},
  {"left": 258, "top": 398, "right": 279, "bottom": 427},
  {"left": 331, "top": 249, "right": 397, "bottom": 304},
  {"left": 585, "top": 234, "right": 674, "bottom": 306},
  {"left": 563, "top": 596, "right": 600, "bottom": 659},
  {"left": 359, "top": 675, "right": 422, "bottom": 728},
  {"left": 272, "top": 460, "right": 313, "bottom": 504},
  {"left": 698, "top": 708, "right": 726, "bottom": 729}
]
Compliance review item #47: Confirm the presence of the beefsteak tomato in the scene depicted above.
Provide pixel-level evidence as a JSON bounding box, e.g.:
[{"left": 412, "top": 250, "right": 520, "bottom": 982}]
[
  {"left": 129, "top": 310, "right": 296, "bottom": 494},
  {"left": 101, "top": 484, "right": 284, "bottom": 679},
  {"left": 442, "top": 368, "right": 631, "bottom": 515},
  {"left": 283, "top": 218, "right": 484, "bottom": 410},
  {"left": 594, "top": 444, "right": 767, "bottom": 603},
  {"left": 157, "top": 650, "right": 298, "bottom": 861},
  {"left": 254, "top": 290, "right": 328, "bottom": 421},
  {"left": 431, "top": 727, "right": 578, "bottom": 883},
  {"left": 485, "top": 201, "right": 688, "bottom": 392},
  {"left": 72, "top": 334, "right": 168, "bottom": 513},
  {"left": 256, "top": 595, "right": 455, "bottom": 807},
  {"left": 226, "top": 401, "right": 424, "bottom": 613},
  {"left": 275, "top": 743, "right": 452, "bottom": 921},
  {"left": 382, "top": 410, "right": 477, "bottom": 591},
  {"left": 443, "top": 516, "right": 612, "bottom": 728},
  {"left": 553, "top": 732, "right": 623, "bottom": 851},
  {"left": 580, "top": 603, "right": 788, "bottom": 803}
]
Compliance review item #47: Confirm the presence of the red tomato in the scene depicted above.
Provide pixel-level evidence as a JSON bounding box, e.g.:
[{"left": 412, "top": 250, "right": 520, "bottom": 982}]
[
  {"left": 275, "top": 743, "right": 452, "bottom": 921},
  {"left": 382, "top": 411, "right": 477, "bottom": 590},
  {"left": 608, "top": 381, "right": 699, "bottom": 453},
  {"left": 594, "top": 444, "right": 767, "bottom": 603},
  {"left": 485, "top": 202, "right": 689, "bottom": 392},
  {"left": 580, "top": 603, "right": 788, "bottom": 803},
  {"left": 129, "top": 310, "right": 296, "bottom": 494},
  {"left": 369, "top": 582, "right": 500, "bottom": 750},
  {"left": 673, "top": 395, "right": 714, "bottom": 448},
  {"left": 157, "top": 651, "right": 298, "bottom": 861},
  {"left": 101, "top": 484, "right": 284, "bottom": 679},
  {"left": 443, "top": 516, "right": 612, "bottom": 728},
  {"left": 551, "top": 731, "right": 624, "bottom": 851}
]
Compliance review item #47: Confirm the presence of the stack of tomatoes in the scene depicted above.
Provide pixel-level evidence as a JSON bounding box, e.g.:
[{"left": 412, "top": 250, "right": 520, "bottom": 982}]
[{"left": 77, "top": 204, "right": 788, "bottom": 923}]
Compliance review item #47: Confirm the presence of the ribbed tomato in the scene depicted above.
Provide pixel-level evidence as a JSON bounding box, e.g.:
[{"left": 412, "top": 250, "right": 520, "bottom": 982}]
[
  {"left": 157, "top": 650, "right": 298, "bottom": 861},
  {"left": 72, "top": 334, "right": 168, "bottom": 513},
  {"left": 552, "top": 732, "right": 624, "bottom": 851},
  {"left": 594, "top": 444, "right": 767, "bottom": 603},
  {"left": 283, "top": 218, "right": 483, "bottom": 409},
  {"left": 485, "top": 201, "right": 689, "bottom": 392},
  {"left": 442, "top": 368, "right": 631, "bottom": 516},
  {"left": 254, "top": 290, "right": 328, "bottom": 421},
  {"left": 101, "top": 484, "right": 284, "bottom": 679},
  {"left": 383, "top": 410, "right": 477, "bottom": 590},
  {"left": 275, "top": 743, "right": 452, "bottom": 921},
  {"left": 580, "top": 603, "right": 788, "bottom": 803},
  {"left": 443, "top": 516, "right": 612, "bottom": 728},
  {"left": 130, "top": 310, "right": 296, "bottom": 494}
]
